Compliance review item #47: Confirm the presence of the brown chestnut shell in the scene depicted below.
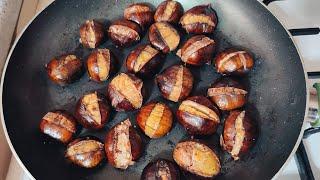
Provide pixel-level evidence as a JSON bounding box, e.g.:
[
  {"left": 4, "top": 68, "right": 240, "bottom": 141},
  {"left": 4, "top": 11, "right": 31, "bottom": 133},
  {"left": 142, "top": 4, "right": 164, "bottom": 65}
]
[
  {"left": 79, "top": 20, "right": 105, "bottom": 49},
  {"left": 177, "top": 96, "right": 220, "bottom": 135},
  {"left": 215, "top": 49, "right": 254, "bottom": 75},
  {"left": 75, "top": 91, "right": 110, "bottom": 129},
  {"left": 108, "top": 19, "right": 141, "bottom": 47},
  {"left": 141, "top": 159, "right": 180, "bottom": 180},
  {"left": 124, "top": 3, "right": 154, "bottom": 30},
  {"left": 154, "top": 0, "right": 183, "bottom": 24}
]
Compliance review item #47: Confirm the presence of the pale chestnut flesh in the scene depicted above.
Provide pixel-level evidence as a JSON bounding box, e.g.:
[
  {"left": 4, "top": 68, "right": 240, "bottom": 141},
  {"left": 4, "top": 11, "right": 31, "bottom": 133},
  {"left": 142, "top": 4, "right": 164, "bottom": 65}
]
[
  {"left": 141, "top": 159, "right": 180, "bottom": 180},
  {"left": 124, "top": 3, "right": 154, "bottom": 30},
  {"left": 154, "top": 0, "right": 183, "bottom": 24},
  {"left": 79, "top": 20, "right": 105, "bottom": 49},
  {"left": 108, "top": 19, "right": 141, "bottom": 47}
]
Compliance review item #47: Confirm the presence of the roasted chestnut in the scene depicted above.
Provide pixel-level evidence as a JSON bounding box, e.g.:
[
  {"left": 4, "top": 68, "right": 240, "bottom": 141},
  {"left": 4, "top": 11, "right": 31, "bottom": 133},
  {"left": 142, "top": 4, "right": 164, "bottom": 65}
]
[
  {"left": 148, "top": 22, "right": 180, "bottom": 53},
  {"left": 177, "top": 96, "right": 220, "bottom": 135},
  {"left": 126, "top": 44, "right": 163, "bottom": 77},
  {"left": 124, "top": 3, "right": 154, "bottom": 30},
  {"left": 154, "top": 0, "right": 183, "bottom": 24},
  {"left": 215, "top": 49, "right": 254, "bottom": 74},
  {"left": 156, "top": 65, "right": 193, "bottom": 102},
  {"left": 46, "top": 54, "right": 84, "bottom": 86},
  {"left": 107, "top": 73, "right": 144, "bottom": 111},
  {"left": 75, "top": 91, "right": 110, "bottom": 129},
  {"left": 65, "top": 136, "right": 104, "bottom": 168},
  {"left": 176, "top": 35, "right": 215, "bottom": 66},
  {"left": 87, "top": 49, "right": 117, "bottom": 82},
  {"left": 179, "top": 5, "right": 217, "bottom": 34},
  {"left": 108, "top": 19, "right": 141, "bottom": 47},
  {"left": 105, "top": 119, "right": 143, "bottom": 169},
  {"left": 137, "top": 102, "right": 173, "bottom": 138},
  {"left": 39, "top": 110, "right": 77, "bottom": 144},
  {"left": 141, "top": 159, "right": 180, "bottom": 180},
  {"left": 79, "top": 20, "right": 105, "bottom": 49},
  {"left": 220, "top": 110, "right": 258, "bottom": 160},
  {"left": 207, "top": 77, "right": 247, "bottom": 111},
  {"left": 173, "top": 140, "right": 221, "bottom": 178}
]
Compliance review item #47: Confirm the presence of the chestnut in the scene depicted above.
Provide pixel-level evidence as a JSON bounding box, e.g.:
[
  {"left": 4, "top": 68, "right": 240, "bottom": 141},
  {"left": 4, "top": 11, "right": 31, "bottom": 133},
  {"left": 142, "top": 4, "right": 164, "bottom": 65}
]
[
  {"left": 176, "top": 96, "right": 220, "bottom": 135},
  {"left": 176, "top": 35, "right": 215, "bottom": 66},
  {"left": 154, "top": 0, "right": 183, "bottom": 24},
  {"left": 220, "top": 110, "right": 258, "bottom": 160},
  {"left": 215, "top": 49, "right": 254, "bottom": 74},
  {"left": 124, "top": 3, "right": 154, "bottom": 30},
  {"left": 141, "top": 159, "right": 180, "bottom": 180},
  {"left": 137, "top": 102, "right": 173, "bottom": 138},
  {"left": 46, "top": 54, "right": 84, "bottom": 86},
  {"left": 173, "top": 140, "right": 221, "bottom": 178},
  {"left": 75, "top": 91, "right": 110, "bottom": 129},
  {"left": 148, "top": 22, "right": 180, "bottom": 53},
  {"left": 87, "top": 49, "right": 117, "bottom": 82},
  {"left": 108, "top": 19, "right": 141, "bottom": 47},
  {"left": 65, "top": 136, "right": 104, "bottom": 168},
  {"left": 156, "top": 65, "right": 193, "bottom": 102},
  {"left": 79, "top": 20, "right": 105, "bottom": 49},
  {"left": 105, "top": 119, "right": 143, "bottom": 169},
  {"left": 207, "top": 77, "right": 247, "bottom": 111},
  {"left": 126, "top": 44, "right": 163, "bottom": 77},
  {"left": 179, "top": 5, "right": 217, "bottom": 34},
  {"left": 107, "top": 73, "right": 144, "bottom": 111},
  {"left": 39, "top": 110, "right": 77, "bottom": 144}
]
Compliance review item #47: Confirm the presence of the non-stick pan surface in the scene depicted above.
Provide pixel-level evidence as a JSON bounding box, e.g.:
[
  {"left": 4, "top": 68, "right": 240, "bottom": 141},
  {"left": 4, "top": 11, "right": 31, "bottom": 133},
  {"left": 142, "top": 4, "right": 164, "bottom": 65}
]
[{"left": 1, "top": 0, "right": 306, "bottom": 179}]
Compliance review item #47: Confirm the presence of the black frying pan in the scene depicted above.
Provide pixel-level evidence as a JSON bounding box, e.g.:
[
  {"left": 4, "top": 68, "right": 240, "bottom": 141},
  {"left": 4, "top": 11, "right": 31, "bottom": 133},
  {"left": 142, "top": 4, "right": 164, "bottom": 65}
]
[{"left": 0, "top": 0, "right": 307, "bottom": 179}]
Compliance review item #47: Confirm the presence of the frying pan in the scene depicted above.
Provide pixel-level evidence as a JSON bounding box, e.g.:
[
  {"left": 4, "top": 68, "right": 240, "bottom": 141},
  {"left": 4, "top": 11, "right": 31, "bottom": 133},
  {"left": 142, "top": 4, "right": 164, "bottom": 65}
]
[{"left": 0, "top": 0, "right": 308, "bottom": 179}]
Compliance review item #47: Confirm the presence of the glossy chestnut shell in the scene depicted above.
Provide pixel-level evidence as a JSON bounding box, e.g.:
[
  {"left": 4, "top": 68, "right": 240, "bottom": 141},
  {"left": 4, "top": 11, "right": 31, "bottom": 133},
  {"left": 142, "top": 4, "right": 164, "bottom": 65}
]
[
  {"left": 124, "top": 3, "right": 154, "bottom": 30},
  {"left": 108, "top": 19, "right": 141, "bottom": 47},
  {"left": 79, "top": 20, "right": 105, "bottom": 49},
  {"left": 154, "top": 0, "right": 183, "bottom": 24},
  {"left": 141, "top": 159, "right": 180, "bottom": 180}
]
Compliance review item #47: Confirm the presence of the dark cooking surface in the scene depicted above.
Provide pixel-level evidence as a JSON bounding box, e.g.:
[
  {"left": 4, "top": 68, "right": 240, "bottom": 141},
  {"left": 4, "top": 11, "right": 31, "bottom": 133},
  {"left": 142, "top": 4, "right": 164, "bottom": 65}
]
[{"left": 2, "top": 0, "right": 306, "bottom": 179}]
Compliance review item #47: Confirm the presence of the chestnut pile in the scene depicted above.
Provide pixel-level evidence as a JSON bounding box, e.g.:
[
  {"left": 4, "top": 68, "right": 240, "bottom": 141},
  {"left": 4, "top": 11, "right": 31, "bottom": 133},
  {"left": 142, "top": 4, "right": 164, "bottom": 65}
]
[{"left": 41, "top": 0, "right": 259, "bottom": 178}]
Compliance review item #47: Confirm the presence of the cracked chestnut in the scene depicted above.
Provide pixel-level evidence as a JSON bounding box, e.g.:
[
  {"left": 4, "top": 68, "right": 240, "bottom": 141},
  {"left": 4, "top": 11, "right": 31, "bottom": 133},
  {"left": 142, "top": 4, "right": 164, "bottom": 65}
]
[
  {"left": 177, "top": 96, "right": 220, "bottom": 135},
  {"left": 107, "top": 73, "right": 144, "bottom": 111},
  {"left": 105, "top": 119, "right": 143, "bottom": 169},
  {"left": 179, "top": 5, "right": 217, "bottom": 34},
  {"left": 173, "top": 140, "right": 221, "bottom": 178},
  {"left": 148, "top": 22, "right": 180, "bottom": 53},
  {"left": 156, "top": 65, "right": 193, "bottom": 102},
  {"left": 215, "top": 49, "right": 254, "bottom": 75},
  {"left": 154, "top": 0, "right": 183, "bottom": 24},
  {"left": 87, "top": 49, "right": 117, "bottom": 82},
  {"left": 137, "top": 102, "right": 173, "bottom": 138},
  {"left": 108, "top": 19, "right": 141, "bottom": 47},
  {"left": 177, "top": 35, "right": 215, "bottom": 66},
  {"left": 46, "top": 54, "right": 84, "bottom": 86},
  {"left": 124, "top": 3, "right": 154, "bottom": 30},
  {"left": 79, "top": 20, "right": 105, "bottom": 49},
  {"left": 220, "top": 110, "right": 258, "bottom": 160},
  {"left": 65, "top": 136, "right": 104, "bottom": 168},
  {"left": 207, "top": 77, "right": 247, "bottom": 111},
  {"left": 126, "top": 44, "right": 163, "bottom": 77},
  {"left": 75, "top": 91, "right": 110, "bottom": 129},
  {"left": 39, "top": 110, "right": 77, "bottom": 144},
  {"left": 141, "top": 159, "right": 180, "bottom": 180}
]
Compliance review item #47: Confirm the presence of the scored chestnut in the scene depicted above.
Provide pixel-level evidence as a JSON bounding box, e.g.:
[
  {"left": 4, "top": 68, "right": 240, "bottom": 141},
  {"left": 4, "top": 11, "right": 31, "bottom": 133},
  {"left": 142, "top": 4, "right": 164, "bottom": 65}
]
[
  {"left": 39, "top": 110, "right": 78, "bottom": 144},
  {"left": 126, "top": 44, "right": 163, "bottom": 77},
  {"left": 137, "top": 102, "right": 173, "bottom": 138},
  {"left": 177, "top": 96, "right": 220, "bottom": 135},
  {"left": 141, "top": 159, "right": 180, "bottom": 180},
  {"left": 75, "top": 91, "right": 110, "bottom": 129},
  {"left": 79, "top": 20, "right": 105, "bottom": 49},
  {"left": 173, "top": 140, "right": 221, "bottom": 178},
  {"left": 87, "top": 49, "right": 117, "bottom": 82},
  {"left": 105, "top": 119, "right": 143, "bottom": 169},
  {"left": 220, "top": 110, "right": 258, "bottom": 160},
  {"left": 148, "top": 22, "right": 180, "bottom": 53},
  {"left": 46, "top": 54, "right": 84, "bottom": 86},
  {"left": 207, "top": 77, "right": 247, "bottom": 111},
  {"left": 215, "top": 49, "right": 254, "bottom": 75},
  {"left": 108, "top": 19, "right": 141, "bottom": 47},
  {"left": 156, "top": 65, "right": 193, "bottom": 102},
  {"left": 177, "top": 35, "right": 215, "bottom": 66},
  {"left": 107, "top": 73, "right": 144, "bottom": 111},
  {"left": 124, "top": 3, "right": 154, "bottom": 30},
  {"left": 65, "top": 136, "right": 104, "bottom": 168},
  {"left": 154, "top": 0, "right": 183, "bottom": 24},
  {"left": 179, "top": 5, "right": 217, "bottom": 34}
]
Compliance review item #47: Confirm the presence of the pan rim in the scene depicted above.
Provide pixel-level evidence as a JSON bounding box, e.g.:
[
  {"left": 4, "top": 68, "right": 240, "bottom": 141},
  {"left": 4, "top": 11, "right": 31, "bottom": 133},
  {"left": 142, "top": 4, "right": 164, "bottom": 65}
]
[{"left": 0, "top": 1, "right": 309, "bottom": 180}]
